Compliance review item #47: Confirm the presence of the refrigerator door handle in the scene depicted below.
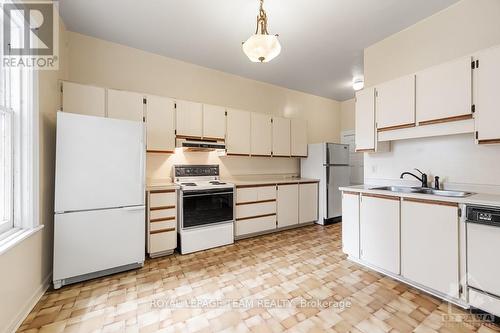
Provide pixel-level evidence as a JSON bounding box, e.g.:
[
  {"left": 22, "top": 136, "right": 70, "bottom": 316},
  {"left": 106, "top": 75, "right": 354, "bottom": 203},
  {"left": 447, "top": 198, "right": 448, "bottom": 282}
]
[
  {"left": 325, "top": 165, "right": 330, "bottom": 219},
  {"left": 122, "top": 205, "right": 145, "bottom": 211}
]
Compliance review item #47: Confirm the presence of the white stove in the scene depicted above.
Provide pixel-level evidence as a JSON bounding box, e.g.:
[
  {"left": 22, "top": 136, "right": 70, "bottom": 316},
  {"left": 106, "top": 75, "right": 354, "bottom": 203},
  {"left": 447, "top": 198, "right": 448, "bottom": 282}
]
[{"left": 173, "top": 165, "right": 234, "bottom": 254}]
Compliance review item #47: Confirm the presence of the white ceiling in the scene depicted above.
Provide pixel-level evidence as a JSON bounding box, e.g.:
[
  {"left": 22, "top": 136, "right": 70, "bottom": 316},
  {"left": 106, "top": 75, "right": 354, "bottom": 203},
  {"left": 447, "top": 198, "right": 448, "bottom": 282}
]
[{"left": 59, "top": 0, "right": 459, "bottom": 101}]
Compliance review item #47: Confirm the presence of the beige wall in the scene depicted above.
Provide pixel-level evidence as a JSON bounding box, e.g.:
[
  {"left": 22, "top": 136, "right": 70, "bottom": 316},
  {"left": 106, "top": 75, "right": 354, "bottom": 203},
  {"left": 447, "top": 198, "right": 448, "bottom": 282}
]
[
  {"left": 65, "top": 32, "right": 341, "bottom": 180},
  {"left": 363, "top": 0, "right": 500, "bottom": 190},
  {"left": 0, "top": 18, "right": 69, "bottom": 333},
  {"left": 340, "top": 98, "right": 355, "bottom": 132}
]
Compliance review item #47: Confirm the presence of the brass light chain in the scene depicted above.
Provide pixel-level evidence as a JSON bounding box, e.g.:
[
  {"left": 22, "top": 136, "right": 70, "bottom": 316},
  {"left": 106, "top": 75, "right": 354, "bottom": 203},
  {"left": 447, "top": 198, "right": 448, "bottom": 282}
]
[{"left": 255, "top": 0, "right": 269, "bottom": 35}]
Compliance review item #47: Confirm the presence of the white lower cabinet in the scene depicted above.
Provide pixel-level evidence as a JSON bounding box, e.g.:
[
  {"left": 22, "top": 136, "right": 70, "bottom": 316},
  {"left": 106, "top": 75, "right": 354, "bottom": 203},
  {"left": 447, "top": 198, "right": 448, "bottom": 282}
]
[
  {"left": 277, "top": 184, "right": 299, "bottom": 228},
  {"left": 299, "top": 183, "right": 318, "bottom": 223},
  {"left": 401, "top": 198, "right": 459, "bottom": 298},
  {"left": 342, "top": 192, "right": 360, "bottom": 259},
  {"left": 147, "top": 189, "right": 177, "bottom": 257},
  {"left": 360, "top": 194, "right": 400, "bottom": 274}
]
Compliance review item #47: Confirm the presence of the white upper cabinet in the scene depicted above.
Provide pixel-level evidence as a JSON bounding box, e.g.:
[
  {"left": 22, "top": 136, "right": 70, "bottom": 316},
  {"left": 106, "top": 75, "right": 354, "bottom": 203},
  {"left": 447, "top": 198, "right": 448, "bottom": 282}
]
[
  {"left": 251, "top": 113, "right": 272, "bottom": 156},
  {"left": 291, "top": 119, "right": 308, "bottom": 157},
  {"left": 416, "top": 56, "right": 472, "bottom": 125},
  {"left": 474, "top": 45, "right": 500, "bottom": 144},
  {"left": 272, "top": 117, "right": 291, "bottom": 157},
  {"left": 176, "top": 100, "right": 203, "bottom": 138},
  {"left": 62, "top": 82, "right": 106, "bottom": 117},
  {"left": 107, "top": 89, "right": 144, "bottom": 122},
  {"left": 145, "top": 95, "right": 175, "bottom": 152},
  {"left": 376, "top": 75, "right": 415, "bottom": 130},
  {"left": 202, "top": 104, "right": 226, "bottom": 140},
  {"left": 226, "top": 109, "right": 251, "bottom": 155},
  {"left": 355, "top": 88, "right": 376, "bottom": 151}
]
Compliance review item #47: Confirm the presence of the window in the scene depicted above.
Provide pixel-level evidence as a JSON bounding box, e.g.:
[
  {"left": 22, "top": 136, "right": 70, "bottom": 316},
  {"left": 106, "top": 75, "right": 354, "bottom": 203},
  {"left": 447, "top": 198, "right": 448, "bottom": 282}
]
[{"left": 0, "top": 7, "right": 38, "bottom": 239}]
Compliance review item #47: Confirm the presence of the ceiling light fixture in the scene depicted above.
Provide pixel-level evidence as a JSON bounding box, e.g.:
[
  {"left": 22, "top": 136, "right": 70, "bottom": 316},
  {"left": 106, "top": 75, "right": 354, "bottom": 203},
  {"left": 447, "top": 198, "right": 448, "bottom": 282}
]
[
  {"left": 242, "top": 0, "right": 281, "bottom": 63},
  {"left": 353, "top": 78, "right": 364, "bottom": 91}
]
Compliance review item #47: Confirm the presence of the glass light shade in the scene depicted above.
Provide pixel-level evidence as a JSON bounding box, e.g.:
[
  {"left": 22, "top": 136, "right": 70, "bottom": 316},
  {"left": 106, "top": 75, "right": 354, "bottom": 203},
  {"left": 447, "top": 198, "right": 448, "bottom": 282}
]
[
  {"left": 242, "top": 34, "right": 281, "bottom": 63},
  {"left": 352, "top": 78, "right": 364, "bottom": 91}
]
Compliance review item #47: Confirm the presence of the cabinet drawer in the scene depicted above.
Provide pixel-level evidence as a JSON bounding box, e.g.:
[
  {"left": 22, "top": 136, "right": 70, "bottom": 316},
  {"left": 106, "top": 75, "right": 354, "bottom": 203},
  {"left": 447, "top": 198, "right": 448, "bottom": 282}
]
[
  {"left": 150, "top": 219, "right": 176, "bottom": 232},
  {"left": 236, "top": 201, "right": 276, "bottom": 219},
  {"left": 236, "top": 215, "right": 276, "bottom": 236},
  {"left": 149, "top": 229, "right": 176, "bottom": 253},
  {"left": 150, "top": 191, "right": 176, "bottom": 207},
  {"left": 236, "top": 185, "right": 276, "bottom": 203},
  {"left": 150, "top": 208, "right": 176, "bottom": 221}
]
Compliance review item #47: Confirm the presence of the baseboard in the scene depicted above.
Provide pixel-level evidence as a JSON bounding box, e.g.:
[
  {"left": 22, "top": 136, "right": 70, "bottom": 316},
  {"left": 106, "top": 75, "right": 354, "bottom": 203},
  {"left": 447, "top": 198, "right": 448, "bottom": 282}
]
[{"left": 4, "top": 273, "right": 51, "bottom": 333}]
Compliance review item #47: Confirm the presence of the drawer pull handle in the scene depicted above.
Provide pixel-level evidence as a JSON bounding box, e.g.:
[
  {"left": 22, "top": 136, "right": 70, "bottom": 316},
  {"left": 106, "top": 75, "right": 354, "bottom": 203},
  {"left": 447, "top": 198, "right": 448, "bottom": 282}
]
[
  {"left": 150, "top": 227, "right": 175, "bottom": 234},
  {"left": 150, "top": 216, "right": 175, "bottom": 223}
]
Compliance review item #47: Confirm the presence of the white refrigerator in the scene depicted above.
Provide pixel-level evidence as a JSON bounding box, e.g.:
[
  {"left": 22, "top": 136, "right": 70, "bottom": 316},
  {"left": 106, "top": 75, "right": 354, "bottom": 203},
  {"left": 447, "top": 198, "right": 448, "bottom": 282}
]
[
  {"left": 301, "top": 143, "right": 350, "bottom": 225},
  {"left": 53, "top": 112, "right": 145, "bottom": 289}
]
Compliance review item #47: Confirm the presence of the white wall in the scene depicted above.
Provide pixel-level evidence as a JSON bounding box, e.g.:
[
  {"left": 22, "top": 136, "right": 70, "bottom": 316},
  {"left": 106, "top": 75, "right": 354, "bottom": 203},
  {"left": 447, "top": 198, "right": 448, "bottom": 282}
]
[
  {"left": 65, "top": 32, "right": 342, "bottom": 181},
  {"left": 340, "top": 98, "right": 355, "bottom": 132},
  {"left": 363, "top": 0, "right": 500, "bottom": 192}
]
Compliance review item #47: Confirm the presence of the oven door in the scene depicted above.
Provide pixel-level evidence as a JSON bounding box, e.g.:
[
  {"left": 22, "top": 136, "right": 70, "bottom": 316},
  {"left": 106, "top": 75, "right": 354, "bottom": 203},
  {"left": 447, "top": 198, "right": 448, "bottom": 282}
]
[{"left": 181, "top": 188, "right": 234, "bottom": 229}]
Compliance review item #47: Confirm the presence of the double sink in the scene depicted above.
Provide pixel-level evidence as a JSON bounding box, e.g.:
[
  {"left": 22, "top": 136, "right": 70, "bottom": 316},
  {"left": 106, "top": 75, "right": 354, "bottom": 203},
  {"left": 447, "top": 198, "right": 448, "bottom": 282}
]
[{"left": 370, "top": 186, "right": 474, "bottom": 198}]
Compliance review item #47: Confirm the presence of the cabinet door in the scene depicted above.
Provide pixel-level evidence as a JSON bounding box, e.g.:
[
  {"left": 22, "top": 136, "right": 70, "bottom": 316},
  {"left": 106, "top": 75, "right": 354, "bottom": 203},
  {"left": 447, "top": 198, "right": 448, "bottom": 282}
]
[
  {"left": 416, "top": 56, "right": 472, "bottom": 125},
  {"left": 355, "top": 88, "right": 376, "bottom": 151},
  {"left": 277, "top": 184, "right": 299, "bottom": 228},
  {"left": 62, "top": 81, "right": 106, "bottom": 117},
  {"left": 251, "top": 113, "right": 272, "bottom": 156},
  {"left": 272, "top": 117, "right": 291, "bottom": 156},
  {"left": 176, "top": 100, "right": 203, "bottom": 138},
  {"left": 342, "top": 192, "right": 359, "bottom": 259},
  {"left": 360, "top": 194, "right": 400, "bottom": 274},
  {"left": 376, "top": 75, "right": 415, "bottom": 130},
  {"left": 203, "top": 104, "right": 226, "bottom": 140},
  {"left": 299, "top": 183, "right": 318, "bottom": 223},
  {"left": 291, "top": 119, "right": 308, "bottom": 157},
  {"left": 145, "top": 95, "right": 175, "bottom": 152},
  {"left": 107, "top": 89, "right": 144, "bottom": 122},
  {"left": 474, "top": 46, "right": 500, "bottom": 143},
  {"left": 401, "top": 199, "right": 459, "bottom": 298},
  {"left": 226, "top": 109, "right": 251, "bottom": 155}
]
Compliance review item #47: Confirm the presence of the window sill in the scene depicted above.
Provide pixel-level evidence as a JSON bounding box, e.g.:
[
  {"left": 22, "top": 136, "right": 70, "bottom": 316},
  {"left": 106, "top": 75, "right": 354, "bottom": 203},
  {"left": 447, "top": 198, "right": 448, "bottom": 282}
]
[{"left": 0, "top": 225, "right": 44, "bottom": 256}]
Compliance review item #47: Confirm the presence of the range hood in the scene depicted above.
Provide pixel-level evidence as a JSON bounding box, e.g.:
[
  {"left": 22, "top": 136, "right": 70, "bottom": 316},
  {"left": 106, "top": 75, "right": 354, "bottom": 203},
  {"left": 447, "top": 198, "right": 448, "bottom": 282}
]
[{"left": 176, "top": 138, "right": 226, "bottom": 152}]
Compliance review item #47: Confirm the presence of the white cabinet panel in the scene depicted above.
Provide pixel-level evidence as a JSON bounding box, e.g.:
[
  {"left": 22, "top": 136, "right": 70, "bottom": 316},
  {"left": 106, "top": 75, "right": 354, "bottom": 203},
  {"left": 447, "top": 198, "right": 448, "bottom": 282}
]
[
  {"left": 107, "top": 89, "right": 144, "bottom": 122},
  {"left": 342, "top": 192, "right": 359, "bottom": 259},
  {"left": 149, "top": 230, "right": 176, "bottom": 253},
  {"left": 355, "top": 88, "right": 376, "bottom": 151},
  {"left": 291, "top": 119, "right": 308, "bottom": 157},
  {"left": 272, "top": 117, "right": 291, "bottom": 157},
  {"left": 277, "top": 184, "right": 298, "bottom": 228},
  {"left": 236, "top": 201, "right": 276, "bottom": 219},
  {"left": 376, "top": 75, "right": 415, "bottom": 130},
  {"left": 299, "top": 183, "right": 318, "bottom": 223},
  {"left": 416, "top": 56, "right": 472, "bottom": 124},
  {"left": 146, "top": 95, "right": 175, "bottom": 152},
  {"left": 236, "top": 186, "right": 276, "bottom": 203},
  {"left": 203, "top": 104, "right": 226, "bottom": 139},
  {"left": 62, "top": 81, "right": 106, "bottom": 117},
  {"left": 226, "top": 109, "right": 251, "bottom": 155},
  {"left": 474, "top": 46, "right": 500, "bottom": 143},
  {"left": 251, "top": 113, "right": 272, "bottom": 156},
  {"left": 176, "top": 100, "right": 203, "bottom": 137},
  {"left": 401, "top": 199, "right": 459, "bottom": 298},
  {"left": 235, "top": 215, "right": 276, "bottom": 237},
  {"left": 360, "top": 194, "right": 400, "bottom": 274}
]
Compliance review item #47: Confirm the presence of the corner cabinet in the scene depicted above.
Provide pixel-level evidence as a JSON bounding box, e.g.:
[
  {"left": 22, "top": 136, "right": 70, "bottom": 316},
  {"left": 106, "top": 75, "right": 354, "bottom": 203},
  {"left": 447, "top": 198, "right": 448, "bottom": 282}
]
[
  {"left": 341, "top": 191, "right": 360, "bottom": 259},
  {"left": 176, "top": 100, "right": 203, "bottom": 138},
  {"left": 62, "top": 81, "right": 106, "bottom": 117},
  {"left": 360, "top": 193, "right": 400, "bottom": 274},
  {"left": 291, "top": 119, "right": 308, "bottom": 157},
  {"left": 401, "top": 198, "right": 459, "bottom": 298},
  {"left": 107, "top": 89, "right": 145, "bottom": 122},
  {"left": 355, "top": 88, "right": 376, "bottom": 152},
  {"left": 272, "top": 117, "right": 291, "bottom": 157},
  {"left": 376, "top": 75, "right": 415, "bottom": 131},
  {"left": 145, "top": 95, "right": 176, "bottom": 153},
  {"left": 226, "top": 109, "right": 251, "bottom": 156},
  {"left": 474, "top": 45, "right": 500, "bottom": 144},
  {"left": 415, "top": 56, "right": 472, "bottom": 125}
]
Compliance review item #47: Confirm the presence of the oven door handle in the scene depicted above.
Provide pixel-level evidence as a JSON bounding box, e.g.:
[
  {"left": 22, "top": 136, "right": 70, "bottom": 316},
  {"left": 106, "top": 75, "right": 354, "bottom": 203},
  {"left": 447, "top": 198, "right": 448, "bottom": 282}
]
[{"left": 182, "top": 191, "right": 234, "bottom": 198}]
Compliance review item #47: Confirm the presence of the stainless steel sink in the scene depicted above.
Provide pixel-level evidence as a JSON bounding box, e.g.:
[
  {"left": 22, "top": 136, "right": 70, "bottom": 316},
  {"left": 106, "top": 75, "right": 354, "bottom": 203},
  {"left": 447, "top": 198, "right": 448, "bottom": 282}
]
[{"left": 370, "top": 186, "right": 474, "bottom": 197}]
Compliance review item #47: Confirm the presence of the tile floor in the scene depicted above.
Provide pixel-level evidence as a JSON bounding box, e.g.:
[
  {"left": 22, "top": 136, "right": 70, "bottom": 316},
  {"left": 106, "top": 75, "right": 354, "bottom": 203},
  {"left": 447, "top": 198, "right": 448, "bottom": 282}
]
[{"left": 18, "top": 224, "right": 500, "bottom": 333}]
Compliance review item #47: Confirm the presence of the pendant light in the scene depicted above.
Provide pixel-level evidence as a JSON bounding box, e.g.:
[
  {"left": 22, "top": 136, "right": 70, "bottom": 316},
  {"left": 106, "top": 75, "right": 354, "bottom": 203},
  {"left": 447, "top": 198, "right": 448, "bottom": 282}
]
[{"left": 242, "top": 0, "right": 281, "bottom": 63}]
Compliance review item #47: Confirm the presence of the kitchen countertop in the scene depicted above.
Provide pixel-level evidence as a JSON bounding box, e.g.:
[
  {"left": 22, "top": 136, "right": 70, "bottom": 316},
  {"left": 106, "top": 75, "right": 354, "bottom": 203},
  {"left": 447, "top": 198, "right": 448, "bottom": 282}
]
[
  {"left": 146, "top": 183, "right": 179, "bottom": 192},
  {"left": 340, "top": 185, "right": 500, "bottom": 207},
  {"left": 223, "top": 176, "right": 319, "bottom": 187}
]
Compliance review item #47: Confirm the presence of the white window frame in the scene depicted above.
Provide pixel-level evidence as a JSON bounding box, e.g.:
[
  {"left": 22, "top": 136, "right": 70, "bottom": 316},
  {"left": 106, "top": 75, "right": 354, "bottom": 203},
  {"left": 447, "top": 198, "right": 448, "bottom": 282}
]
[{"left": 0, "top": 4, "right": 40, "bottom": 247}]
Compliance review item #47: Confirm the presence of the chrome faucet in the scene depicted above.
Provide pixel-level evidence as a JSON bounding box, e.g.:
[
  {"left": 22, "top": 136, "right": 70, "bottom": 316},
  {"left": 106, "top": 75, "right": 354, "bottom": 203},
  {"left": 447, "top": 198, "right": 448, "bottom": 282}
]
[{"left": 400, "top": 168, "right": 428, "bottom": 188}]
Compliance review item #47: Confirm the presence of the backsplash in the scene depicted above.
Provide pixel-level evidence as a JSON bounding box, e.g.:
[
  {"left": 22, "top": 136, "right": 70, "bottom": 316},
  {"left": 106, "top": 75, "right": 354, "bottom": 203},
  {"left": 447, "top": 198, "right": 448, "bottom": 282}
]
[{"left": 364, "top": 133, "right": 500, "bottom": 195}]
